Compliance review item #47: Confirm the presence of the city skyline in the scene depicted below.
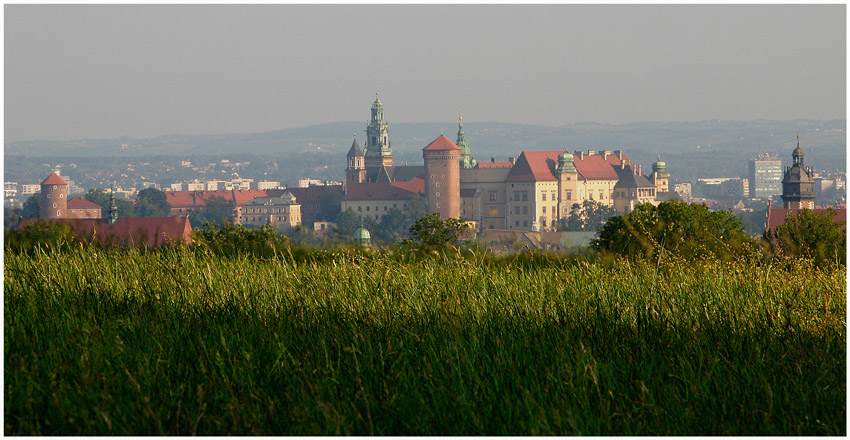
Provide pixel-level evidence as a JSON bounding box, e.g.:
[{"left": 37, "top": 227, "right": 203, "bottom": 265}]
[{"left": 4, "top": 4, "right": 846, "bottom": 143}]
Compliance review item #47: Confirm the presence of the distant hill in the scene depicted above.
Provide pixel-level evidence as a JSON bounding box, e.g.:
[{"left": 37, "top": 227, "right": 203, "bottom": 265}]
[{"left": 5, "top": 119, "right": 846, "bottom": 182}]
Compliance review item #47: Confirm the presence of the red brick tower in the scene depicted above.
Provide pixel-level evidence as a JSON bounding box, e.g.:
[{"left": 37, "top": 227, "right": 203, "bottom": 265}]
[
  {"left": 40, "top": 172, "right": 68, "bottom": 219},
  {"left": 423, "top": 135, "right": 461, "bottom": 219}
]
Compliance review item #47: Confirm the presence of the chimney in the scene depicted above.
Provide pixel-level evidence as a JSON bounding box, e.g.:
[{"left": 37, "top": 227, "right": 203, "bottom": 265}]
[
  {"left": 587, "top": 150, "right": 596, "bottom": 156},
  {"left": 603, "top": 149, "right": 611, "bottom": 159},
  {"left": 509, "top": 157, "right": 516, "bottom": 165},
  {"left": 491, "top": 157, "right": 495, "bottom": 163},
  {"left": 637, "top": 164, "right": 642, "bottom": 176},
  {"left": 616, "top": 150, "right": 623, "bottom": 161},
  {"left": 575, "top": 150, "right": 584, "bottom": 160}
]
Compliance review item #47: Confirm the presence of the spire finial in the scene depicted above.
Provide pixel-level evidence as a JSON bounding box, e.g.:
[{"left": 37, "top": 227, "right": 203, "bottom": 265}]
[{"left": 797, "top": 132, "right": 800, "bottom": 148}]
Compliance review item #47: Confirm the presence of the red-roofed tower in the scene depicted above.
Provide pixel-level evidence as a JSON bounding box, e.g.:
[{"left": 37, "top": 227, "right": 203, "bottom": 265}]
[
  {"left": 423, "top": 135, "right": 462, "bottom": 219},
  {"left": 345, "top": 134, "right": 366, "bottom": 190},
  {"left": 40, "top": 172, "right": 68, "bottom": 219}
]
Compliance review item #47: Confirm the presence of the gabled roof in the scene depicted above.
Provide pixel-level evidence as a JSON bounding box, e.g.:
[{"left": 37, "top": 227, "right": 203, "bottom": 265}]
[
  {"left": 376, "top": 165, "right": 393, "bottom": 183},
  {"left": 390, "top": 177, "right": 425, "bottom": 194},
  {"left": 279, "top": 185, "right": 342, "bottom": 204},
  {"left": 423, "top": 135, "right": 461, "bottom": 151},
  {"left": 390, "top": 166, "right": 425, "bottom": 182},
  {"left": 505, "top": 150, "right": 632, "bottom": 182},
  {"left": 346, "top": 138, "right": 363, "bottom": 157},
  {"left": 613, "top": 165, "right": 655, "bottom": 189},
  {"left": 342, "top": 178, "right": 424, "bottom": 202},
  {"left": 165, "top": 189, "right": 269, "bottom": 209},
  {"left": 41, "top": 172, "right": 67, "bottom": 185},
  {"left": 19, "top": 217, "right": 192, "bottom": 247},
  {"left": 67, "top": 196, "right": 102, "bottom": 210}
]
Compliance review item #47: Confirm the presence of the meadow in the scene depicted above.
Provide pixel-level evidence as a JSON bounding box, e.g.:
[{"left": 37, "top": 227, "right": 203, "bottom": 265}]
[{"left": 4, "top": 245, "right": 846, "bottom": 435}]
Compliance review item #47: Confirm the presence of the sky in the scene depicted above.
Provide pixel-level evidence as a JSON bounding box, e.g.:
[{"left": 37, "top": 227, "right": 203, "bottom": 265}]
[{"left": 4, "top": 4, "right": 846, "bottom": 143}]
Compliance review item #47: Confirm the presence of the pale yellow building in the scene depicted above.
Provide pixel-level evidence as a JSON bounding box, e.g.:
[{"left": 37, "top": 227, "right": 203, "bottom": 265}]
[{"left": 237, "top": 190, "right": 301, "bottom": 228}]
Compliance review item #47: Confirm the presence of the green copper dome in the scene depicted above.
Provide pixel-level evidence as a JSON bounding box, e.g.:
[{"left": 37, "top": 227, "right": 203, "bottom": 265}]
[{"left": 354, "top": 227, "right": 371, "bottom": 239}]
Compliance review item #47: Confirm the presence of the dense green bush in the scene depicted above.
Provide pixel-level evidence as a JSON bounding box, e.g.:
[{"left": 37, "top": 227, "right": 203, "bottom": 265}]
[
  {"left": 594, "top": 201, "right": 757, "bottom": 261},
  {"left": 768, "top": 208, "right": 846, "bottom": 267}
]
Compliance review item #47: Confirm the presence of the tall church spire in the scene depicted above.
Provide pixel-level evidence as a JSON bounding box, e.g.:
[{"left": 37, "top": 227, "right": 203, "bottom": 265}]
[
  {"left": 364, "top": 93, "right": 393, "bottom": 180},
  {"left": 457, "top": 114, "right": 477, "bottom": 169}
]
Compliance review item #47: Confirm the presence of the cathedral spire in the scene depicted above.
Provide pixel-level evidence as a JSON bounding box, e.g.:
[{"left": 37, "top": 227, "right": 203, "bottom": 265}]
[{"left": 457, "top": 114, "right": 476, "bottom": 169}]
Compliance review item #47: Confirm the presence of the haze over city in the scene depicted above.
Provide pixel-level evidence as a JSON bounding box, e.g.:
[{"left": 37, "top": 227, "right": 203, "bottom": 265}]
[{"left": 4, "top": 4, "right": 846, "bottom": 143}]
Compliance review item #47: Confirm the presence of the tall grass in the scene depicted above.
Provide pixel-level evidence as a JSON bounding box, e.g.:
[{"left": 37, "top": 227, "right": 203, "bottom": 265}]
[{"left": 4, "top": 245, "right": 845, "bottom": 435}]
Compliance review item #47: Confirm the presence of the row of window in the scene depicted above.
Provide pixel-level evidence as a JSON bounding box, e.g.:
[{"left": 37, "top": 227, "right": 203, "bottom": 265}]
[{"left": 356, "top": 203, "right": 400, "bottom": 212}]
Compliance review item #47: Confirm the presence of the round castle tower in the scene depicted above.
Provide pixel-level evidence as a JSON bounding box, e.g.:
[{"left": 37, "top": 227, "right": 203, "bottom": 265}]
[
  {"left": 40, "top": 172, "right": 68, "bottom": 219},
  {"left": 423, "top": 134, "right": 462, "bottom": 219}
]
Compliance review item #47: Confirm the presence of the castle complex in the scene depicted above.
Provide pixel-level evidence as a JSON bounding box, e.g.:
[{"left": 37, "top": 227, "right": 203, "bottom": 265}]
[{"left": 342, "top": 97, "right": 672, "bottom": 231}]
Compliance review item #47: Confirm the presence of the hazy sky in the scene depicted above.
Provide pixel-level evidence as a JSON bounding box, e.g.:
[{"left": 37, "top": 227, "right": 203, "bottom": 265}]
[{"left": 4, "top": 4, "right": 846, "bottom": 142}]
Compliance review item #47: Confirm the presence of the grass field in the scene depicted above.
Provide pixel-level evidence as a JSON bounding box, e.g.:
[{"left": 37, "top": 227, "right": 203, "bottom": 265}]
[{"left": 4, "top": 245, "right": 846, "bottom": 435}]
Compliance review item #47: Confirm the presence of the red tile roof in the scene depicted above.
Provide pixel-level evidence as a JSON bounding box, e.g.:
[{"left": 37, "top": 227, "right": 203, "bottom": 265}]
[
  {"left": 165, "top": 189, "right": 269, "bottom": 209},
  {"left": 41, "top": 172, "right": 67, "bottom": 185},
  {"left": 765, "top": 207, "right": 847, "bottom": 235},
  {"left": 342, "top": 179, "right": 424, "bottom": 201},
  {"left": 505, "top": 151, "right": 632, "bottom": 182},
  {"left": 475, "top": 161, "right": 514, "bottom": 169},
  {"left": 67, "top": 196, "right": 102, "bottom": 210},
  {"left": 19, "top": 217, "right": 193, "bottom": 247},
  {"left": 423, "top": 135, "right": 461, "bottom": 151},
  {"left": 389, "top": 177, "right": 425, "bottom": 194}
]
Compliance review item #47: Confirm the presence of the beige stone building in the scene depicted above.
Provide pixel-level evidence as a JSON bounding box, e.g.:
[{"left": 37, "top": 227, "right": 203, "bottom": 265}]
[{"left": 237, "top": 190, "right": 301, "bottom": 228}]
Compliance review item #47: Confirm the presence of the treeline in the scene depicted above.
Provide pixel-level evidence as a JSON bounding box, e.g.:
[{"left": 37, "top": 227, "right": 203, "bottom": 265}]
[{"left": 6, "top": 201, "right": 845, "bottom": 270}]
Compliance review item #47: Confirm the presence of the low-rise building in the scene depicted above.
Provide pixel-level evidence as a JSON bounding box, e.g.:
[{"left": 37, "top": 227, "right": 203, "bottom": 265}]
[{"left": 237, "top": 190, "right": 301, "bottom": 228}]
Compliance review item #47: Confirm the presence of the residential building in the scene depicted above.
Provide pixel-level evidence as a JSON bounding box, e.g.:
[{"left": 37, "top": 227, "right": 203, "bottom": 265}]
[{"left": 237, "top": 190, "right": 301, "bottom": 228}]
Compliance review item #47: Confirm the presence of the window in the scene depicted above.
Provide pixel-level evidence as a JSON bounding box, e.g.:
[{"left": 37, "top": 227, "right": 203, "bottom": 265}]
[
  {"left": 599, "top": 191, "right": 604, "bottom": 200},
  {"left": 366, "top": 206, "right": 370, "bottom": 211},
  {"left": 523, "top": 220, "right": 528, "bottom": 227},
  {"left": 384, "top": 206, "right": 387, "bottom": 211},
  {"left": 522, "top": 192, "right": 528, "bottom": 201},
  {"left": 436, "top": 203, "right": 440, "bottom": 208},
  {"left": 542, "top": 219, "right": 547, "bottom": 227},
  {"left": 542, "top": 193, "right": 547, "bottom": 201},
  {"left": 436, "top": 192, "right": 440, "bottom": 197},
  {"left": 522, "top": 206, "right": 528, "bottom": 214},
  {"left": 589, "top": 192, "right": 594, "bottom": 200},
  {"left": 489, "top": 191, "right": 497, "bottom": 201},
  {"left": 515, "top": 206, "right": 521, "bottom": 214},
  {"left": 515, "top": 220, "right": 520, "bottom": 227},
  {"left": 542, "top": 206, "right": 546, "bottom": 214},
  {"left": 357, "top": 206, "right": 362, "bottom": 212},
  {"left": 551, "top": 191, "right": 556, "bottom": 200},
  {"left": 436, "top": 182, "right": 440, "bottom": 188},
  {"left": 567, "top": 191, "right": 572, "bottom": 200}
]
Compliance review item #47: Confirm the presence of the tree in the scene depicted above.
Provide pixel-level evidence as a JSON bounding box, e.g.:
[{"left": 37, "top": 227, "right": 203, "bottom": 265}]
[
  {"left": 405, "top": 194, "right": 428, "bottom": 229},
  {"left": 189, "top": 195, "right": 235, "bottom": 226},
  {"left": 335, "top": 208, "right": 361, "bottom": 238},
  {"left": 316, "top": 187, "right": 343, "bottom": 222},
  {"left": 593, "top": 200, "right": 755, "bottom": 260},
  {"left": 85, "top": 189, "right": 135, "bottom": 219},
  {"left": 20, "top": 195, "right": 40, "bottom": 219},
  {"left": 408, "top": 213, "right": 471, "bottom": 249},
  {"left": 563, "top": 200, "right": 617, "bottom": 231},
  {"left": 135, "top": 188, "right": 171, "bottom": 217},
  {"left": 770, "top": 208, "right": 845, "bottom": 267},
  {"left": 375, "top": 208, "right": 406, "bottom": 243}
]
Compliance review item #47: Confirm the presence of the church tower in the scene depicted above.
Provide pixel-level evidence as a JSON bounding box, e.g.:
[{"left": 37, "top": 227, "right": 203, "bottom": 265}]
[
  {"left": 456, "top": 115, "right": 477, "bottom": 169},
  {"left": 345, "top": 134, "right": 366, "bottom": 189},
  {"left": 781, "top": 135, "right": 815, "bottom": 209},
  {"left": 364, "top": 93, "right": 393, "bottom": 178},
  {"left": 40, "top": 172, "right": 68, "bottom": 219}
]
